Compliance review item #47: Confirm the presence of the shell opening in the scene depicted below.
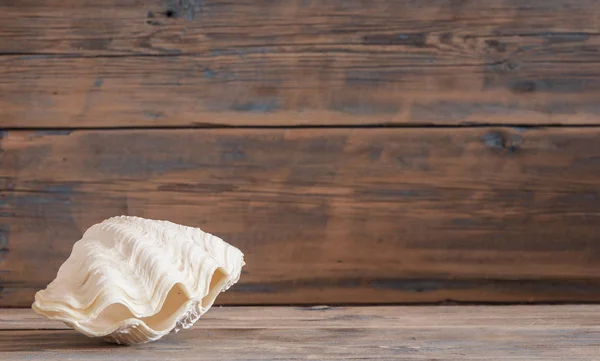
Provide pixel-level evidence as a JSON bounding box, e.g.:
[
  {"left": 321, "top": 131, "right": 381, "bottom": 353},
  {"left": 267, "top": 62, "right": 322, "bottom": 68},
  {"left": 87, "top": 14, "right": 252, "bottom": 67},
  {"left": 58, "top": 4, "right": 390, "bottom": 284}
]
[
  {"left": 202, "top": 267, "right": 228, "bottom": 309},
  {"left": 79, "top": 267, "right": 229, "bottom": 335}
]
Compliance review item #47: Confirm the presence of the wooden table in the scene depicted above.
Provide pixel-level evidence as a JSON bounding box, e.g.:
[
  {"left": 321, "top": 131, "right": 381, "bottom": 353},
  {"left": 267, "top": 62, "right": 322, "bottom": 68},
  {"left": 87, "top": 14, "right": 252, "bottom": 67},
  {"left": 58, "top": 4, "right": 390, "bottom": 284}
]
[{"left": 1, "top": 306, "right": 598, "bottom": 360}]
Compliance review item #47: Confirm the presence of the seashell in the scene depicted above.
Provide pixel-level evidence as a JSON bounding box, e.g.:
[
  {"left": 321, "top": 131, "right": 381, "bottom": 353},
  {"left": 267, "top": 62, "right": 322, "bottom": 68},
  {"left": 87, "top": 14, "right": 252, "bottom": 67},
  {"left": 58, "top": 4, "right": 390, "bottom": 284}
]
[{"left": 31, "top": 216, "right": 245, "bottom": 345}]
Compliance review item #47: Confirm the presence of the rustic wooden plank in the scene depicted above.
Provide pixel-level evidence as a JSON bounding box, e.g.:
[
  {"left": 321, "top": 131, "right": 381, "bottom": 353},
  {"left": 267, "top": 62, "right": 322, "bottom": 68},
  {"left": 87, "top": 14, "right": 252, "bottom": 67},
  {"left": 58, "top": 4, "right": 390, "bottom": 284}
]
[
  {"left": 3, "top": 128, "right": 600, "bottom": 306},
  {"left": 4, "top": 0, "right": 600, "bottom": 57},
  {"left": 1, "top": 306, "right": 599, "bottom": 360},
  {"left": 3, "top": 306, "right": 600, "bottom": 331},
  {"left": 2, "top": 0, "right": 600, "bottom": 127},
  {"left": 3, "top": 327, "right": 599, "bottom": 360}
]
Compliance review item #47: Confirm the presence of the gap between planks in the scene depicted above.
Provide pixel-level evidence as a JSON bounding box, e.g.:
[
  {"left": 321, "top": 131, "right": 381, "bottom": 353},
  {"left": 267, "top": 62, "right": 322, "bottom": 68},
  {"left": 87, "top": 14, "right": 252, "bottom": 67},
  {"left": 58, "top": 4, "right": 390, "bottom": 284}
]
[{"left": 6, "top": 124, "right": 600, "bottom": 131}]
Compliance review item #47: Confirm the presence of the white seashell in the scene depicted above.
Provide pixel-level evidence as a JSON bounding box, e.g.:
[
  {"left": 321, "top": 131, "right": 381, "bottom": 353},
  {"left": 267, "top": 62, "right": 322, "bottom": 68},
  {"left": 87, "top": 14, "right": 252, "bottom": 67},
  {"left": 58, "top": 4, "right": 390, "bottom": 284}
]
[{"left": 31, "top": 216, "right": 245, "bottom": 345}]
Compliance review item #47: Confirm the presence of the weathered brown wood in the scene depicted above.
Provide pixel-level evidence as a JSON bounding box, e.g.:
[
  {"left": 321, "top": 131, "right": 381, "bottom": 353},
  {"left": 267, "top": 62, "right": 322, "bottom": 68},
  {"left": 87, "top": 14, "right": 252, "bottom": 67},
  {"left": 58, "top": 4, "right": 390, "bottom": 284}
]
[
  {"left": 2, "top": 0, "right": 600, "bottom": 127},
  {"left": 2, "top": 128, "right": 600, "bottom": 306},
  {"left": 1, "top": 306, "right": 599, "bottom": 359},
  {"left": 3, "top": 306, "right": 600, "bottom": 330}
]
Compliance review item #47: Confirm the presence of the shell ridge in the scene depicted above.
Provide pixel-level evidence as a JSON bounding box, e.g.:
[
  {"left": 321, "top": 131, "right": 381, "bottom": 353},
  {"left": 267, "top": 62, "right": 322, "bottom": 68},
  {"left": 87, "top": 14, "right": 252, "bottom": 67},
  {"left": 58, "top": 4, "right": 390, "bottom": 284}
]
[
  {"left": 114, "top": 217, "right": 222, "bottom": 306},
  {"left": 39, "top": 220, "right": 227, "bottom": 321}
]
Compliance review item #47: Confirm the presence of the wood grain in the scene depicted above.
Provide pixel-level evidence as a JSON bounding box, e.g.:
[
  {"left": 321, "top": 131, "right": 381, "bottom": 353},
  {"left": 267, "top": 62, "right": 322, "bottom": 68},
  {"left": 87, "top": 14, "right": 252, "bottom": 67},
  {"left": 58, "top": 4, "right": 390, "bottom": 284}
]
[
  {"left": 1, "top": 306, "right": 599, "bottom": 360},
  {"left": 2, "top": 0, "right": 600, "bottom": 127},
  {"left": 3, "top": 128, "right": 600, "bottom": 306},
  {"left": 3, "top": 306, "right": 600, "bottom": 330}
]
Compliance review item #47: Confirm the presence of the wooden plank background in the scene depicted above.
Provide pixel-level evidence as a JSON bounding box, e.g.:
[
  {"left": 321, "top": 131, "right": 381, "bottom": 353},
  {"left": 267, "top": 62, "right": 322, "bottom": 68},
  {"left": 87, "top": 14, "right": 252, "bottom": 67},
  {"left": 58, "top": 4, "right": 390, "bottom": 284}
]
[
  {"left": 3, "top": 128, "right": 600, "bottom": 306},
  {"left": 2, "top": 0, "right": 600, "bottom": 306},
  {"left": 2, "top": 0, "right": 600, "bottom": 127}
]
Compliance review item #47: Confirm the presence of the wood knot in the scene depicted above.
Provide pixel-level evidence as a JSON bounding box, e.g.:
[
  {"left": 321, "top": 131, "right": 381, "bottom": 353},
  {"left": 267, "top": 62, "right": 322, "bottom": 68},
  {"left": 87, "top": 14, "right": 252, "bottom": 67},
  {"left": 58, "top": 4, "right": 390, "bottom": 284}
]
[
  {"left": 485, "top": 39, "right": 507, "bottom": 52},
  {"left": 0, "top": 225, "right": 8, "bottom": 261},
  {"left": 481, "top": 131, "right": 521, "bottom": 154}
]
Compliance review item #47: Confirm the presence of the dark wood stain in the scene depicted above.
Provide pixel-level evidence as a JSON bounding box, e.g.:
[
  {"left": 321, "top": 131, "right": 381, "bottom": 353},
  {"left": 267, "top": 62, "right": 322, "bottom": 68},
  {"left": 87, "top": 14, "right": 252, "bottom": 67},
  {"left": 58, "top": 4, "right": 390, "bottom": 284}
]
[
  {"left": 165, "top": 0, "right": 205, "bottom": 21},
  {"left": 481, "top": 131, "right": 507, "bottom": 149},
  {"left": 0, "top": 225, "right": 9, "bottom": 261},
  {"left": 329, "top": 99, "right": 400, "bottom": 115},
  {"left": 70, "top": 38, "right": 112, "bottom": 51},
  {"left": 484, "top": 39, "right": 507, "bottom": 52},
  {"left": 33, "top": 130, "right": 73, "bottom": 137},
  {"left": 508, "top": 78, "right": 598, "bottom": 94},
  {"left": 157, "top": 182, "right": 237, "bottom": 193},
  {"left": 369, "top": 278, "right": 600, "bottom": 295},
  {"left": 362, "top": 33, "right": 428, "bottom": 47}
]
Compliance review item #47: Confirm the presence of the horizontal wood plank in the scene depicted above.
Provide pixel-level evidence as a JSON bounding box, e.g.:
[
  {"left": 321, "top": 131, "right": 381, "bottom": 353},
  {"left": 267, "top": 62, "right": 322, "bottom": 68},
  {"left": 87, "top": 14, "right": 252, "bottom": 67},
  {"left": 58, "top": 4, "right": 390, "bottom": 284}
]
[
  {"left": 2, "top": 0, "right": 600, "bottom": 126},
  {"left": 3, "top": 306, "right": 600, "bottom": 330},
  {"left": 1, "top": 306, "right": 599, "bottom": 359},
  {"left": 2, "top": 128, "right": 600, "bottom": 306}
]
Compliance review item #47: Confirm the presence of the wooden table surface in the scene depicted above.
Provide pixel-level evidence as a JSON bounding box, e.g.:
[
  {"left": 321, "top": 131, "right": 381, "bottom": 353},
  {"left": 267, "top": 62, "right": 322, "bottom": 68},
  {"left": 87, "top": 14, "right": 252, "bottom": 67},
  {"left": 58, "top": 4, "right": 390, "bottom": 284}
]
[{"left": 0, "top": 306, "right": 598, "bottom": 360}]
